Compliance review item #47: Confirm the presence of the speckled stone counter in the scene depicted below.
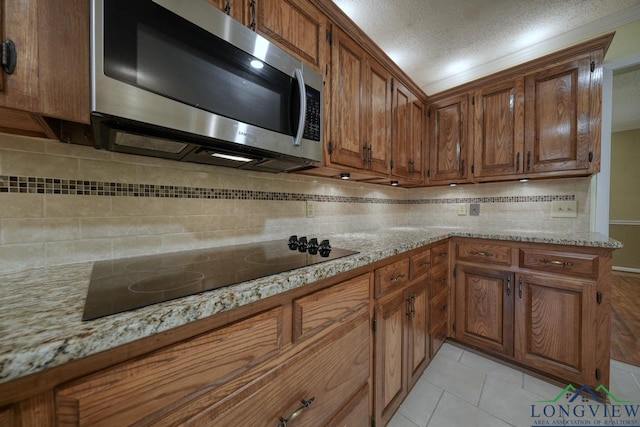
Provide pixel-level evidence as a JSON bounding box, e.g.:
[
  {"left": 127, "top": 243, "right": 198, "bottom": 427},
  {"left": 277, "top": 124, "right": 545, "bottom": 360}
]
[{"left": 0, "top": 227, "right": 621, "bottom": 385}]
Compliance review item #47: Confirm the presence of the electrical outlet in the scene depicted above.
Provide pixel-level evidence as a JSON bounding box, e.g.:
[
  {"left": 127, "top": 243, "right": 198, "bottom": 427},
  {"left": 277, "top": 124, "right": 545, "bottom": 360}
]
[
  {"left": 551, "top": 201, "right": 577, "bottom": 218},
  {"left": 306, "top": 200, "right": 314, "bottom": 218},
  {"left": 469, "top": 203, "right": 480, "bottom": 216},
  {"left": 458, "top": 203, "right": 467, "bottom": 216}
]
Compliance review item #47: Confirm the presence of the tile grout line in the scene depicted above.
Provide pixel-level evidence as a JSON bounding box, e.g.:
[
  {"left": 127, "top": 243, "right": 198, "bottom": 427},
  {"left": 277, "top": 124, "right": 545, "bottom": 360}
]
[{"left": 424, "top": 387, "right": 445, "bottom": 427}]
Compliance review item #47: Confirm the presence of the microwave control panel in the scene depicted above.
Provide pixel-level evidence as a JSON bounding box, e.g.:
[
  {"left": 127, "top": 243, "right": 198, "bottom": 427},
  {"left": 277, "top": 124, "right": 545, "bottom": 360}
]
[{"left": 303, "top": 86, "right": 321, "bottom": 141}]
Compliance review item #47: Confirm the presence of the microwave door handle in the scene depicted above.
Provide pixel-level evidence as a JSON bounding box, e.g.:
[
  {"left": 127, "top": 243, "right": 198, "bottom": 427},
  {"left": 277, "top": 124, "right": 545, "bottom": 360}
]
[{"left": 292, "top": 68, "right": 306, "bottom": 146}]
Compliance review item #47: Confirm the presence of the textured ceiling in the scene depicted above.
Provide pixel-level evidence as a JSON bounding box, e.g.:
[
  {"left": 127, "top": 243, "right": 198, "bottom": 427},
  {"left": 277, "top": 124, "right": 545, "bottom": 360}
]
[{"left": 332, "top": 0, "right": 640, "bottom": 96}]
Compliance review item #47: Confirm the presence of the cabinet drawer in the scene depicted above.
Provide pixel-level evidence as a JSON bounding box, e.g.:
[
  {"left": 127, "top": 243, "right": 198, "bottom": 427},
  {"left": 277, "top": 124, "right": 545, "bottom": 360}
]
[
  {"left": 293, "top": 274, "right": 370, "bottom": 342},
  {"left": 430, "top": 290, "right": 449, "bottom": 333},
  {"left": 457, "top": 242, "right": 512, "bottom": 265},
  {"left": 429, "top": 264, "right": 449, "bottom": 298},
  {"left": 519, "top": 248, "right": 599, "bottom": 278},
  {"left": 191, "top": 315, "right": 370, "bottom": 426},
  {"left": 56, "top": 307, "right": 285, "bottom": 426},
  {"left": 410, "top": 251, "right": 431, "bottom": 280},
  {"left": 375, "top": 258, "right": 410, "bottom": 298},
  {"left": 431, "top": 242, "right": 449, "bottom": 267}
]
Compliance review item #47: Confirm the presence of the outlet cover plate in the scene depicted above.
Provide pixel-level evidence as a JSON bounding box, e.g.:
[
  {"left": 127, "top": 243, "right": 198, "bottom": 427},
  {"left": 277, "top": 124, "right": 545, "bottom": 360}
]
[
  {"left": 551, "top": 201, "right": 577, "bottom": 218},
  {"left": 458, "top": 203, "right": 467, "bottom": 216},
  {"left": 469, "top": 203, "right": 480, "bottom": 216},
  {"left": 305, "top": 200, "right": 314, "bottom": 218}
]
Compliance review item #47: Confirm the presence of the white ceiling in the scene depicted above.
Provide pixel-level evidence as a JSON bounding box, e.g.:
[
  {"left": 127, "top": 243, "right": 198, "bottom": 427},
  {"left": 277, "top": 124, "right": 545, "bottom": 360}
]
[{"left": 332, "top": 0, "right": 640, "bottom": 96}]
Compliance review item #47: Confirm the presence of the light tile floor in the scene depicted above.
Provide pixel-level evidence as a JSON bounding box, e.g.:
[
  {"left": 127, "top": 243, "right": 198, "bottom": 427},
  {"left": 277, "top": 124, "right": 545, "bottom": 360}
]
[{"left": 388, "top": 343, "right": 640, "bottom": 427}]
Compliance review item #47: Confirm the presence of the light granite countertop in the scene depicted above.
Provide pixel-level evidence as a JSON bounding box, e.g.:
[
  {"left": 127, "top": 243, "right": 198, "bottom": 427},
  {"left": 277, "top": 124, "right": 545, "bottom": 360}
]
[{"left": 0, "top": 227, "right": 621, "bottom": 385}]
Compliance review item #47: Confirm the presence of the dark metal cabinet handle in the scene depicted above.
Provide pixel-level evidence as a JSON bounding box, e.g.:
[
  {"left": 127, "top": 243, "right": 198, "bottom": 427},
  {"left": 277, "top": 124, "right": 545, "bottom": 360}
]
[
  {"left": 506, "top": 276, "right": 511, "bottom": 296},
  {"left": 278, "top": 397, "right": 315, "bottom": 426},
  {"left": 411, "top": 293, "right": 417, "bottom": 318},
  {"left": 224, "top": 0, "right": 231, "bottom": 14},
  {"left": 2, "top": 40, "right": 17, "bottom": 75},
  {"left": 419, "top": 261, "right": 431, "bottom": 268},
  {"left": 406, "top": 295, "right": 413, "bottom": 319},
  {"left": 439, "top": 252, "right": 448, "bottom": 257},
  {"left": 249, "top": 0, "right": 256, "bottom": 31},
  {"left": 527, "top": 151, "right": 531, "bottom": 171},
  {"left": 518, "top": 277, "right": 523, "bottom": 299},
  {"left": 516, "top": 152, "right": 520, "bottom": 172}
]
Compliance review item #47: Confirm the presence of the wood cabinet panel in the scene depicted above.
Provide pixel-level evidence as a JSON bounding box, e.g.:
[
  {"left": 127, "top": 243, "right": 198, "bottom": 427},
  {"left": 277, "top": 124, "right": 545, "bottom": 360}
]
[
  {"left": 407, "top": 282, "right": 429, "bottom": 389},
  {"left": 519, "top": 248, "right": 599, "bottom": 278},
  {"left": 201, "top": 314, "right": 370, "bottom": 427},
  {"left": 524, "top": 57, "right": 591, "bottom": 173},
  {"left": 325, "top": 384, "right": 370, "bottom": 427},
  {"left": 456, "top": 241, "right": 512, "bottom": 265},
  {"left": 375, "top": 258, "right": 410, "bottom": 298},
  {"left": 0, "top": 407, "right": 12, "bottom": 427},
  {"left": 374, "top": 293, "right": 406, "bottom": 426},
  {"left": 428, "top": 94, "right": 469, "bottom": 183},
  {"left": 293, "top": 274, "right": 370, "bottom": 342},
  {"left": 364, "top": 58, "right": 392, "bottom": 174},
  {"left": 472, "top": 78, "right": 525, "bottom": 177},
  {"left": 205, "top": 0, "right": 247, "bottom": 24},
  {"left": 410, "top": 250, "right": 431, "bottom": 280},
  {"left": 330, "top": 28, "right": 366, "bottom": 169},
  {"left": 429, "top": 263, "right": 449, "bottom": 298},
  {"left": 430, "top": 286, "right": 449, "bottom": 333},
  {"left": 515, "top": 274, "right": 596, "bottom": 385},
  {"left": 455, "top": 267, "right": 514, "bottom": 355},
  {"left": 392, "top": 80, "right": 424, "bottom": 182},
  {"left": 431, "top": 242, "right": 450, "bottom": 267},
  {"left": 55, "top": 307, "right": 285, "bottom": 426},
  {"left": 255, "top": 0, "right": 326, "bottom": 71}
]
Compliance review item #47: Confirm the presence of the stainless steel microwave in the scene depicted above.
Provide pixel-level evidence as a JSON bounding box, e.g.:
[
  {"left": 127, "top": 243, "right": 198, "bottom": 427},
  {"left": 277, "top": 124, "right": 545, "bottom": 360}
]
[{"left": 90, "top": 0, "right": 323, "bottom": 172}]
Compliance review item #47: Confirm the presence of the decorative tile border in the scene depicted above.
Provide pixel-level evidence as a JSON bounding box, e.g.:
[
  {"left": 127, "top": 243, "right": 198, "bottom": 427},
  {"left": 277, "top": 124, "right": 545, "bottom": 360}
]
[{"left": 0, "top": 175, "right": 575, "bottom": 205}]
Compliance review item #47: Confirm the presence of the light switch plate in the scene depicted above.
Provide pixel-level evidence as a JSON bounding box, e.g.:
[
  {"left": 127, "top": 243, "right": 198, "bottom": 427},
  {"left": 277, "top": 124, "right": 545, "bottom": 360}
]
[
  {"left": 551, "top": 200, "right": 577, "bottom": 218},
  {"left": 458, "top": 203, "right": 467, "bottom": 216},
  {"left": 306, "top": 200, "right": 314, "bottom": 218}
]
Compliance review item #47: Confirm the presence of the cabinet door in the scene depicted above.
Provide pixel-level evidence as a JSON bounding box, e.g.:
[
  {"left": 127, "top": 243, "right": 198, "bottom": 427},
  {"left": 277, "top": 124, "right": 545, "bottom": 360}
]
[
  {"left": 253, "top": 0, "right": 326, "bottom": 72},
  {"left": 205, "top": 0, "right": 247, "bottom": 24},
  {"left": 329, "top": 28, "right": 365, "bottom": 169},
  {"left": 392, "top": 81, "right": 424, "bottom": 182},
  {"left": 428, "top": 94, "right": 469, "bottom": 183},
  {"left": 374, "top": 293, "right": 407, "bottom": 426},
  {"left": 363, "top": 58, "right": 392, "bottom": 174},
  {"left": 472, "top": 78, "right": 524, "bottom": 178},
  {"left": 524, "top": 57, "right": 592, "bottom": 173},
  {"left": 406, "top": 281, "right": 429, "bottom": 389},
  {"left": 515, "top": 274, "right": 596, "bottom": 386},
  {"left": 455, "top": 266, "right": 514, "bottom": 356}
]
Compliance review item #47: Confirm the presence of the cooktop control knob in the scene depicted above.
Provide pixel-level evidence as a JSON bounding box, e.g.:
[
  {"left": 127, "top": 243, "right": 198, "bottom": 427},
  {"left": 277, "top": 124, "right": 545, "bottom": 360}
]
[
  {"left": 288, "top": 235, "right": 298, "bottom": 250},
  {"left": 319, "top": 239, "right": 331, "bottom": 257},
  {"left": 308, "top": 238, "right": 319, "bottom": 255},
  {"left": 297, "top": 236, "right": 308, "bottom": 252}
]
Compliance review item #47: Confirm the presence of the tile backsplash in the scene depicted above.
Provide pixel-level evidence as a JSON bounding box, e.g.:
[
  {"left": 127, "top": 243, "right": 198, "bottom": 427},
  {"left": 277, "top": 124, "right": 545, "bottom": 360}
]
[{"left": 0, "top": 133, "right": 592, "bottom": 273}]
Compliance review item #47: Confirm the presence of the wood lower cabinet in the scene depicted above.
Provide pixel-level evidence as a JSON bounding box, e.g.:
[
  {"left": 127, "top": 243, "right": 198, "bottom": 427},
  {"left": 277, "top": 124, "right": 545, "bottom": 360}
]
[
  {"left": 374, "top": 248, "right": 435, "bottom": 426},
  {"left": 455, "top": 266, "right": 514, "bottom": 356},
  {"left": 515, "top": 273, "right": 596, "bottom": 385},
  {"left": 191, "top": 314, "right": 370, "bottom": 426},
  {"left": 453, "top": 238, "right": 612, "bottom": 389},
  {"left": 53, "top": 274, "right": 372, "bottom": 427}
]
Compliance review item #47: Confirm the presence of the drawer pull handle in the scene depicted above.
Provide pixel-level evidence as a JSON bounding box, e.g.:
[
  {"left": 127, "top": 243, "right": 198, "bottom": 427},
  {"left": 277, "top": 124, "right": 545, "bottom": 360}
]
[
  {"left": 390, "top": 273, "right": 406, "bottom": 283},
  {"left": 439, "top": 278, "right": 446, "bottom": 284},
  {"left": 439, "top": 252, "right": 448, "bottom": 257},
  {"left": 278, "top": 397, "right": 315, "bottom": 427},
  {"left": 542, "top": 259, "right": 574, "bottom": 267},
  {"left": 469, "top": 250, "right": 493, "bottom": 257},
  {"left": 419, "top": 261, "right": 431, "bottom": 268}
]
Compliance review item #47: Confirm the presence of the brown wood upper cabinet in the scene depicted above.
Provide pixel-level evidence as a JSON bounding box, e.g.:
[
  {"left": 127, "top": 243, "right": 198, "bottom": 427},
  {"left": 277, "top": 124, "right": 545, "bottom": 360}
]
[
  {"left": 205, "top": 0, "right": 247, "bottom": 23},
  {"left": 0, "top": 0, "right": 90, "bottom": 138},
  {"left": 524, "top": 56, "right": 593, "bottom": 174},
  {"left": 471, "top": 77, "right": 525, "bottom": 178},
  {"left": 392, "top": 80, "right": 425, "bottom": 183},
  {"left": 252, "top": 0, "right": 327, "bottom": 73},
  {"left": 428, "top": 94, "right": 470, "bottom": 184},
  {"left": 329, "top": 27, "right": 392, "bottom": 174}
]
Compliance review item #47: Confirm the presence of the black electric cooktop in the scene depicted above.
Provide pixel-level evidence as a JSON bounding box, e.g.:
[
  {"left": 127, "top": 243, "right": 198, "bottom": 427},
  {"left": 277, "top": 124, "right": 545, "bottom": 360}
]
[{"left": 82, "top": 237, "right": 358, "bottom": 320}]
